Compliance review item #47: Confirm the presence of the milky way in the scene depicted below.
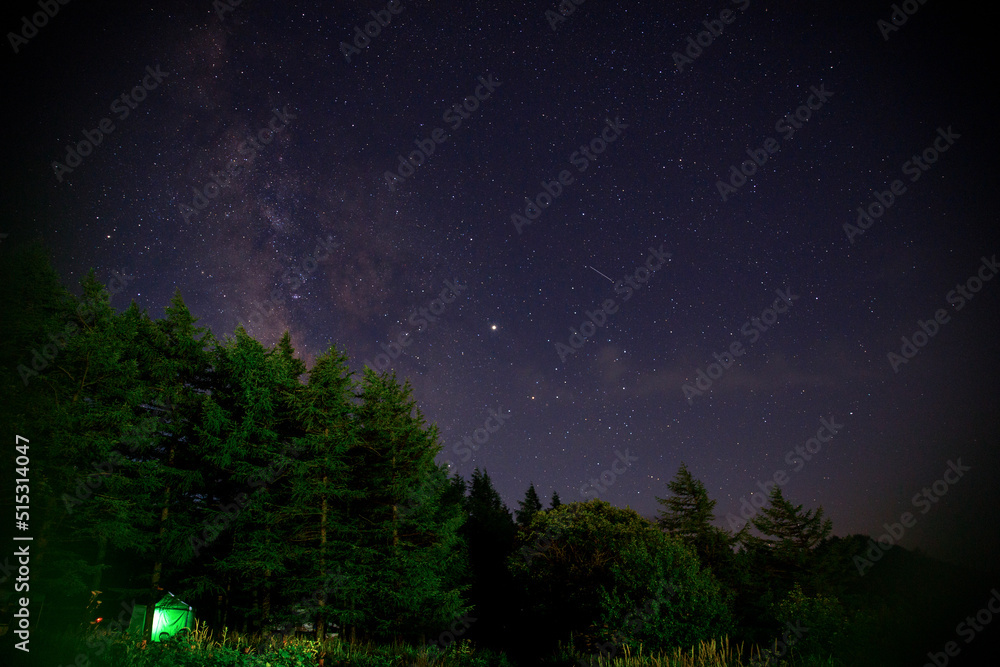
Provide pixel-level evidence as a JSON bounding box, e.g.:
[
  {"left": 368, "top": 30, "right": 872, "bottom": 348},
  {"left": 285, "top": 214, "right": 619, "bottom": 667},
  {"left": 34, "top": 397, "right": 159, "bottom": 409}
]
[{"left": 4, "top": 0, "right": 999, "bottom": 572}]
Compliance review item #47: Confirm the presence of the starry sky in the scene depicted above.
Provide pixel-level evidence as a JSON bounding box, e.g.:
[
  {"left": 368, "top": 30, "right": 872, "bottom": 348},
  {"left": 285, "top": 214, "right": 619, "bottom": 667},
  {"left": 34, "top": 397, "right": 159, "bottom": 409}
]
[{"left": 4, "top": 0, "right": 999, "bottom": 572}]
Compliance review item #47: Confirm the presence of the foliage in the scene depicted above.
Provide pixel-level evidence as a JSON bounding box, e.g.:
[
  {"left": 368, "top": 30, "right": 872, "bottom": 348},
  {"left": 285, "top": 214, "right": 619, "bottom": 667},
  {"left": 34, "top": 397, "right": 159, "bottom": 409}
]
[
  {"left": 515, "top": 483, "right": 543, "bottom": 528},
  {"left": 549, "top": 490, "right": 562, "bottom": 509},
  {"left": 654, "top": 463, "right": 716, "bottom": 543},
  {"left": 460, "top": 468, "right": 517, "bottom": 648},
  {"left": 55, "top": 624, "right": 515, "bottom": 667},
  {"left": 771, "top": 585, "right": 848, "bottom": 661},
  {"left": 546, "top": 636, "right": 838, "bottom": 667},
  {"left": 509, "top": 500, "right": 732, "bottom": 659},
  {"left": 6, "top": 244, "right": 986, "bottom": 667},
  {"left": 654, "top": 464, "right": 743, "bottom": 610},
  {"left": 749, "top": 486, "right": 832, "bottom": 553}
]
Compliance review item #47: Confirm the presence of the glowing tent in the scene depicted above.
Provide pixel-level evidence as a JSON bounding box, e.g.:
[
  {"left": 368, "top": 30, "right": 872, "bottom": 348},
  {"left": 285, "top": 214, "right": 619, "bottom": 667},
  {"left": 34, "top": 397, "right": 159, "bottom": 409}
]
[{"left": 127, "top": 592, "right": 195, "bottom": 641}]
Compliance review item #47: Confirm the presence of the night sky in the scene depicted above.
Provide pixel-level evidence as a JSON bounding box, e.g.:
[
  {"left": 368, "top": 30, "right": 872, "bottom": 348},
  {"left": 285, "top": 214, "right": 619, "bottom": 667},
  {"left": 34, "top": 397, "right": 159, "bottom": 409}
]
[{"left": 4, "top": 0, "right": 999, "bottom": 572}]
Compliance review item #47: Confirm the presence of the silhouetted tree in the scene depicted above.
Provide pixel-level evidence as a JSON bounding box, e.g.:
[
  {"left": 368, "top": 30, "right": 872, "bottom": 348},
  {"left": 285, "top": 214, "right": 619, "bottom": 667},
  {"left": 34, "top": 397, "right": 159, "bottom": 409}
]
[
  {"left": 549, "top": 490, "right": 562, "bottom": 509},
  {"left": 516, "top": 483, "right": 543, "bottom": 527},
  {"left": 461, "top": 468, "right": 517, "bottom": 648}
]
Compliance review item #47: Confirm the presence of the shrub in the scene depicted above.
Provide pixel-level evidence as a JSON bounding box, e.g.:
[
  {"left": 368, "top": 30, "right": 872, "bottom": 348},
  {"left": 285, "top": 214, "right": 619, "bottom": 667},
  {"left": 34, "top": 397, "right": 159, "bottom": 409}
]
[{"left": 509, "top": 500, "right": 732, "bottom": 661}]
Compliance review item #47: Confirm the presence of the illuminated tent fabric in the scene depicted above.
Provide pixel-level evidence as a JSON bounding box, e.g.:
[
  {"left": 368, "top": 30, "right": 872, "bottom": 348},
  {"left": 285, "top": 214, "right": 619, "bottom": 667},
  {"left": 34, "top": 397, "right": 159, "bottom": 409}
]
[{"left": 127, "top": 592, "right": 195, "bottom": 641}]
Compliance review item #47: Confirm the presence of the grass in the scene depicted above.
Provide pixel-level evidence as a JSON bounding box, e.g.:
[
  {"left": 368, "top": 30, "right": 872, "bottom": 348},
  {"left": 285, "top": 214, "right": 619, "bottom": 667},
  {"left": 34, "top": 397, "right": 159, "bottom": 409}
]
[
  {"left": 56, "top": 623, "right": 838, "bottom": 667},
  {"left": 555, "top": 636, "right": 838, "bottom": 667},
  {"left": 67, "top": 619, "right": 514, "bottom": 667}
]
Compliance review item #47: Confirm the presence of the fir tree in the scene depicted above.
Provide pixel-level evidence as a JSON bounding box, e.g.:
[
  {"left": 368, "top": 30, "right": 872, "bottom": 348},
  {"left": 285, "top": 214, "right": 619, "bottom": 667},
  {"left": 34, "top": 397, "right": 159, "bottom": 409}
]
[
  {"left": 751, "top": 485, "right": 833, "bottom": 552},
  {"left": 197, "top": 325, "right": 302, "bottom": 632},
  {"left": 134, "top": 289, "right": 215, "bottom": 638},
  {"left": 516, "top": 483, "right": 543, "bottom": 527},
  {"left": 654, "top": 463, "right": 743, "bottom": 602},
  {"left": 748, "top": 485, "right": 834, "bottom": 597},
  {"left": 655, "top": 462, "right": 716, "bottom": 542},
  {"left": 348, "top": 368, "right": 468, "bottom": 641},
  {"left": 462, "top": 468, "right": 516, "bottom": 647},
  {"left": 550, "top": 490, "right": 562, "bottom": 509},
  {"left": 281, "top": 345, "right": 355, "bottom": 639}
]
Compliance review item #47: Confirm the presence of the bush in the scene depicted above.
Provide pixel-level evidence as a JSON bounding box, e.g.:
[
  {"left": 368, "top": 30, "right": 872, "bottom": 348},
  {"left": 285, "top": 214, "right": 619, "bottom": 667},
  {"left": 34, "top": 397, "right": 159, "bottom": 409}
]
[
  {"left": 772, "top": 584, "right": 848, "bottom": 660},
  {"left": 509, "top": 500, "right": 732, "bottom": 661}
]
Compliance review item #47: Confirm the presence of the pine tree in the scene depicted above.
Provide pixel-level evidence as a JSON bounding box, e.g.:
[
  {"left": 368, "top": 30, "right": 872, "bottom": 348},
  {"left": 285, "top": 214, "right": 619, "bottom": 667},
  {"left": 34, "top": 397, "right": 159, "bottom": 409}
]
[
  {"left": 8, "top": 270, "right": 201, "bottom": 639},
  {"left": 347, "top": 368, "right": 468, "bottom": 641},
  {"left": 516, "top": 483, "right": 543, "bottom": 527},
  {"left": 655, "top": 463, "right": 716, "bottom": 541},
  {"left": 20, "top": 273, "right": 158, "bottom": 635},
  {"left": 132, "top": 289, "right": 215, "bottom": 639},
  {"left": 199, "top": 325, "right": 303, "bottom": 633},
  {"left": 550, "top": 490, "right": 562, "bottom": 509},
  {"left": 462, "top": 468, "right": 516, "bottom": 647},
  {"left": 280, "top": 345, "right": 355, "bottom": 639},
  {"left": 654, "top": 463, "right": 743, "bottom": 595},
  {"left": 748, "top": 485, "right": 833, "bottom": 596},
  {"left": 751, "top": 485, "right": 832, "bottom": 552}
]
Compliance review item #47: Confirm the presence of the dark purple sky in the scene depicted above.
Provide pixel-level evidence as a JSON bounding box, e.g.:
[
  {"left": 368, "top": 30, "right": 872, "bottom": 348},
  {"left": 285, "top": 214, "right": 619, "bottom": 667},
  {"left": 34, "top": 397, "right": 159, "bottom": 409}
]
[{"left": 4, "top": 0, "right": 998, "bottom": 572}]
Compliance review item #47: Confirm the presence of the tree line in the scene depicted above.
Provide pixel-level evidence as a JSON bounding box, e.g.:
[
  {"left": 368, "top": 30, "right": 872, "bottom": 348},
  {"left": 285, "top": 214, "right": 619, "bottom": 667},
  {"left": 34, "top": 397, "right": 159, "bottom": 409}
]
[{"left": 0, "top": 241, "right": 992, "bottom": 666}]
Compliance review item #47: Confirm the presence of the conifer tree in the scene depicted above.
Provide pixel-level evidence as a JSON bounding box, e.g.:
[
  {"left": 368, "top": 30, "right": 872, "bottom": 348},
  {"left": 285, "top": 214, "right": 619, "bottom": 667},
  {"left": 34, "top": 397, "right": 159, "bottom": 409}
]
[
  {"left": 654, "top": 463, "right": 743, "bottom": 598},
  {"left": 550, "top": 490, "right": 562, "bottom": 509},
  {"left": 516, "top": 483, "right": 543, "bottom": 527},
  {"left": 751, "top": 485, "right": 833, "bottom": 552},
  {"left": 132, "top": 289, "right": 215, "bottom": 638},
  {"left": 462, "top": 468, "right": 516, "bottom": 647},
  {"left": 655, "top": 462, "right": 716, "bottom": 542},
  {"left": 347, "top": 368, "right": 467, "bottom": 641},
  {"left": 24, "top": 275, "right": 159, "bottom": 633},
  {"left": 280, "top": 345, "right": 355, "bottom": 639},
  {"left": 197, "top": 326, "right": 302, "bottom": 632},
  {"left": 748, "top": 485, "right": 833, "bottom": 596}
]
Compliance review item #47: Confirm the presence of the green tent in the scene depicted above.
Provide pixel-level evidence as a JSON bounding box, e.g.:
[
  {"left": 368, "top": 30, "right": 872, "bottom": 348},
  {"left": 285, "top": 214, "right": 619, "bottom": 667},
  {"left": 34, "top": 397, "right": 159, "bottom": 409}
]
[{"left": 128, "top": 592, "right": 195, "bottom": 641}]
